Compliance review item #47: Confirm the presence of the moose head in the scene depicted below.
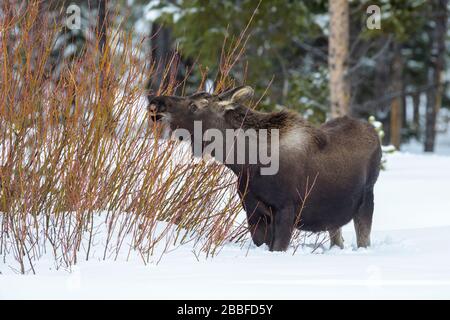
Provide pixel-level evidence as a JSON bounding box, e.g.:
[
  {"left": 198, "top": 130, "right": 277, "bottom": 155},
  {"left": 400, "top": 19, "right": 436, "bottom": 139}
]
[
  {"left": 147, "top": 86, "right": 254, "bottom": 134},
  {"left": 147, "top": 85, "right": 280, "bottom": 176}
]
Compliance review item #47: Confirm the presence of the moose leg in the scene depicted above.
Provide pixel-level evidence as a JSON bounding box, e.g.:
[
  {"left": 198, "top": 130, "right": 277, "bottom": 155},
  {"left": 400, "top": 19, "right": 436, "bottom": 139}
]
[
  {"left": 247, "top": 213, "right": 271, "bottom": 247},
  {"left": 354, "top": 189, "right": 374, "bottom": 248},
  {"left": 328, "top": 228, "right": 344, "bottom": 249},
  {"left": 241, "top": 192, "right": 272, "bottom": 247},
  {"left": 269, "top": 205, "right": 295, "bottom": 252}
]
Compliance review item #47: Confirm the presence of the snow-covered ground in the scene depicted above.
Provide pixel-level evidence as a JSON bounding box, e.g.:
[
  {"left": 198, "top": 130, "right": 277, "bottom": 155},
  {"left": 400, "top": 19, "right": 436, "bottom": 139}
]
[{"left": 1, "top": 149, "right": 450, "bottom": 299}]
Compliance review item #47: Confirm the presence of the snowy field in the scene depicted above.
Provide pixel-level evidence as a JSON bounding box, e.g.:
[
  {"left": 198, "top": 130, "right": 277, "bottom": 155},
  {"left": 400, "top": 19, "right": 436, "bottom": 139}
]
[{"left": 1, "top": 145, "right": 450, "bottom": 299}]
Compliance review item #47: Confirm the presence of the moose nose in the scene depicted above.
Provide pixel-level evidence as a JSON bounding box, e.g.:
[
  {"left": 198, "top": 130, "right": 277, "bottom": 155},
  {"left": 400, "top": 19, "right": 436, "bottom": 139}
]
[
  {"left": 148, "top": 103, "right": 157, "bottom": 113},
  {"left": 148, "top": 104, "right": 164, "bottom": 122},
  {"left": 148, "top": 104, "right": 162, "bottom": 122}
]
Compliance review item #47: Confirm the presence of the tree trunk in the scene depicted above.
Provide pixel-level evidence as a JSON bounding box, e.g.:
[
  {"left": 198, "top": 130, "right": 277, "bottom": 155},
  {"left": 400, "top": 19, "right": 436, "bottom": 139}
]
[
  {"left": 401, "top": 73, "right": 407, "bottom": 128},
  {"left": 412, "top": 92, "right": 421, "bottom": 138},
  {"left": 425, "top": 0, "right": 448, "bottom": 152},
  {"left": 373, "top": 36, "right": 391, "bottom": 145},
  {"left": 149, "top": 23, "right": 178, "bottom": 94},
  {"left": 97, "top": 0, "right": 108, "bottom": 93},
  {"left": 390, "top": 43, "right": 403, "bottom": 149},
  {"left": 98, "top": 0, "right": 107, "bottom": 55},
  {"left": 328, "top": 0, "right": 350, "bottom": 118},
  {"left": 96, "top": 0, "right": 113, "bottom": 132}
]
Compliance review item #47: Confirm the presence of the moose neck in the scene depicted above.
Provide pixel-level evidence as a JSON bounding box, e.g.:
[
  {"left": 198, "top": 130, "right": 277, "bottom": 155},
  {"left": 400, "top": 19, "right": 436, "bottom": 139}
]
[{"left": 197, "top": 106, "right": 299, "bottom": 178}]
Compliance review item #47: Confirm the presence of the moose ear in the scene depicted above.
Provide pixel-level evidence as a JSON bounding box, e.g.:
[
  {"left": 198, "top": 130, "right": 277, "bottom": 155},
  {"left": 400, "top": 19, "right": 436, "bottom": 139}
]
[{"left": 218, "top": 86, "right": 254, "bottom": 104}]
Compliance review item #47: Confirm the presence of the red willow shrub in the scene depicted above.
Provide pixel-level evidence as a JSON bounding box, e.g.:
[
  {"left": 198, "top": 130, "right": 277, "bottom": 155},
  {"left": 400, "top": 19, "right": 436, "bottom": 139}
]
[{"left": 0, "top": 1, "right": 245, "bottom": 274}]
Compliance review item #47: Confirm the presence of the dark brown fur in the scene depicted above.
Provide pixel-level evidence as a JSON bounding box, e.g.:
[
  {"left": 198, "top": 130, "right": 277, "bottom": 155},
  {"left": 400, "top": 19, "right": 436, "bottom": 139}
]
[
  {"left": 148, "top": 86, "right": 382, "bottom": 251},
  {"left": 224, "top": 107, "right": 329, "bottom": 149}
]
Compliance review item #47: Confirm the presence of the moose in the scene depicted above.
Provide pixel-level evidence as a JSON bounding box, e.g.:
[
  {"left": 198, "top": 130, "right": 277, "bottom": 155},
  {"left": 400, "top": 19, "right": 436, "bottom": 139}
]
[{"left": 148, "top": 86, "right": 382, "bottom": 251}]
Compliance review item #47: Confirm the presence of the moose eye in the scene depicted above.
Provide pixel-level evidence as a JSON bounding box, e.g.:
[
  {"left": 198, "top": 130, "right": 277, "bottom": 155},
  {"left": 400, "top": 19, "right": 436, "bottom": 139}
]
[{"left": 188, "top": 103, "right": 198, "bottom": 112}]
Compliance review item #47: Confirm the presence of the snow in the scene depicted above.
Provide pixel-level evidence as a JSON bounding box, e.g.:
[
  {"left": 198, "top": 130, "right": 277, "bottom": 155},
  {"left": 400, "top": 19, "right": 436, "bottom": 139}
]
[
  {"left": 371, "top": 152, "right": 450, "bottom": 230},
  {"left": 402, "top": 127, "right": 450, "bottom": 155},
  {"left": 314, "top": 14, "right": 329, "bottom": 36},
  {"left": 144, "top": 0, "right": 182, "bottom": 23},
  {"left": 402, "top": 101, "right": 450, "bottom": 155},
  {"left": 2, "top": 149, "right": 450, "bottom": 299}
]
